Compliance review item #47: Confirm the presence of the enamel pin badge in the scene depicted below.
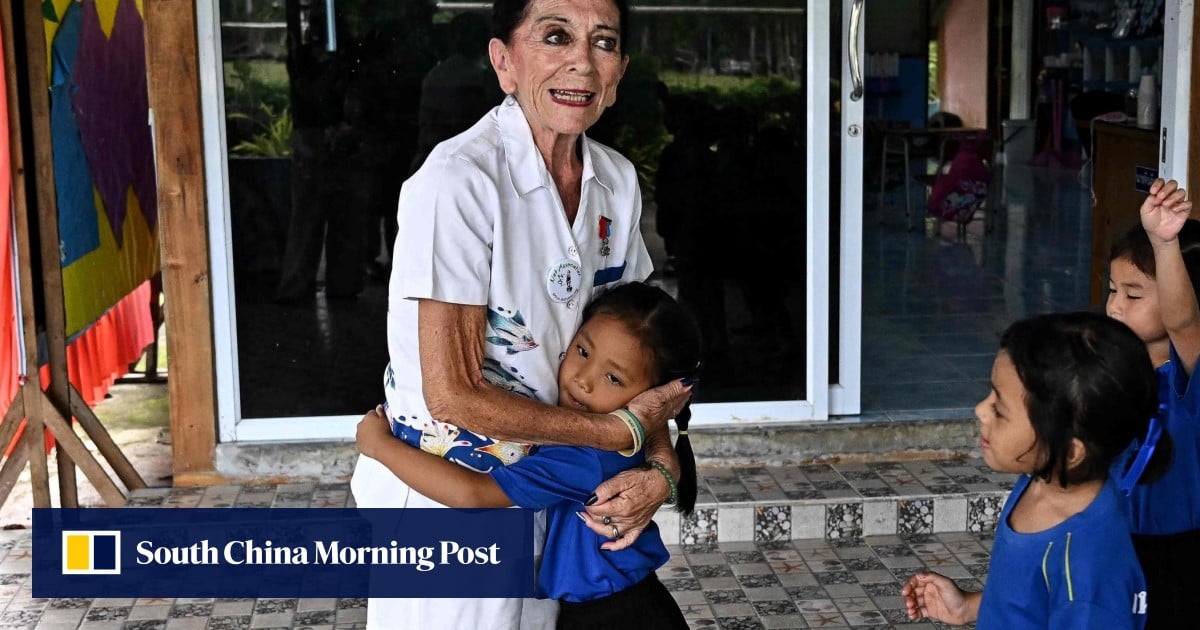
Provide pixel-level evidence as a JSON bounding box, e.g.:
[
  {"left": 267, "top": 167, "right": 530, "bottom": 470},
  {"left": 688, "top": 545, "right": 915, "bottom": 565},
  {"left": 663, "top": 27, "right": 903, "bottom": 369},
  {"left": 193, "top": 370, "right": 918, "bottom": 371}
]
[
  {"left": 598, "top": 216, "right": 612, "bottom": 257},
  {"left": 546, "top": 259, "right": 582, "bottom": 303}
]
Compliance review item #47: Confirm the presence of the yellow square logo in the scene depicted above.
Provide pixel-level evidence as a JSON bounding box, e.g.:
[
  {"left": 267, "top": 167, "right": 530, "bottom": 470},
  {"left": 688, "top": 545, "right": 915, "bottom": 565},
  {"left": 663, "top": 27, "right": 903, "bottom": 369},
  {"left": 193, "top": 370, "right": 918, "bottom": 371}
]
[{"left": 61, "top": 531, "right": 121, "bottom": 575}]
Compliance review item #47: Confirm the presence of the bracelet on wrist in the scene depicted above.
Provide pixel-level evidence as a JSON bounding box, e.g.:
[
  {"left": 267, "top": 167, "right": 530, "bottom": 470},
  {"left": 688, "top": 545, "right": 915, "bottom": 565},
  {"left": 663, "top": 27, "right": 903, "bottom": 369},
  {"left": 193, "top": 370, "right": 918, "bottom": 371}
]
[
  {"left": 646, "top": 459, "right": 678, "bottom": 505},
  {"left": 611, "top": 408, "right": 645, "bottom": 456}
]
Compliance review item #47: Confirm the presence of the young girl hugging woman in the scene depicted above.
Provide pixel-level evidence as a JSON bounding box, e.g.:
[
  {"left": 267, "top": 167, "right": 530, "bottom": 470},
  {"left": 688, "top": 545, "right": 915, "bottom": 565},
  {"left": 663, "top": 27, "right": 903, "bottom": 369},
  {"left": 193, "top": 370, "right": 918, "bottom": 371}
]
[
  {"left": 902, "top": 312, "right": 1171, "bottom": 629},
  {"left": 356, "top": 282, "right": 699, "bottom": 629},
  {"left": 1107, "top": 178, "right": 1200, "bottom": 628}
]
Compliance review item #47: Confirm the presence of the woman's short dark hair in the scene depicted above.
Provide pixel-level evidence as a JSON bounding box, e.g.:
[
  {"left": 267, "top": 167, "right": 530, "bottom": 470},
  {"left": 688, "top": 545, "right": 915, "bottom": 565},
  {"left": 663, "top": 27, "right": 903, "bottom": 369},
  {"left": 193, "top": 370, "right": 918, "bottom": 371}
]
[
  {"left": 1001, "top": 312, "right": 1171, "bottom": 487},
  {"left": 1109, "top": 219, "right": 1200, "bottom": 298},
  {"left": 583, "top": 282, "right": 701, "bottom": 514},
  {"left": 491, "top": 0, "right": 630, "bottom": 50}
]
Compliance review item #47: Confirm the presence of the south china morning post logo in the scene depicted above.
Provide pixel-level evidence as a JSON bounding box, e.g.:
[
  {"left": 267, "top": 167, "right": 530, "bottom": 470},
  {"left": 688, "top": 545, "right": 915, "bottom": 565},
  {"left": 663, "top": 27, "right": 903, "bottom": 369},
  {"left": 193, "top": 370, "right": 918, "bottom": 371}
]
[
  {"left": 61, "top": 531, "right": 121, "bottom": 575},
  {"left": 35, "top": 508, "right": 535, "bottom": 598}
]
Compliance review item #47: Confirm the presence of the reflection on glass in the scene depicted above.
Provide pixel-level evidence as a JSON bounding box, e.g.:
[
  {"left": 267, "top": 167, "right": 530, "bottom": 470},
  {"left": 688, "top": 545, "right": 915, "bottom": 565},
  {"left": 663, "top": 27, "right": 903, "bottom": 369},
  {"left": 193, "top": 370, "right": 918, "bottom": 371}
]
[{"left": 221, "top": 1, "right": 810, "bottom": 419}]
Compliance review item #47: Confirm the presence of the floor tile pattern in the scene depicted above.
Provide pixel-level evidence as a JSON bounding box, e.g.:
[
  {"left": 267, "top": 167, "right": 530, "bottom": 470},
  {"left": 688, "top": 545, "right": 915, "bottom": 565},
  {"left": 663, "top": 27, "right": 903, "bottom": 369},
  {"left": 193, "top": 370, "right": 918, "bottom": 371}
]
[
  {"left": 0, "top": 531, "right": 994, "bottom": 629},
  {"left": 4, "top": 460, "right": 1013, "bottom": 629},
  {"left": 863, "top": 165, "right": 1095, "bottom": 412},
  {"left": 656, "top": 459, "right": 1013, "bottom": 544}
]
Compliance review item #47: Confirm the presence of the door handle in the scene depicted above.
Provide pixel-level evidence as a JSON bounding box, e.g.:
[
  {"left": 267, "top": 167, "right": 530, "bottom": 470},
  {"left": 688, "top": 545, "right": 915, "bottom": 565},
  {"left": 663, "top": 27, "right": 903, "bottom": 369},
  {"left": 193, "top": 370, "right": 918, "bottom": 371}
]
[{"left": 849, "top": 0, "right": 864, "bottom": 101}]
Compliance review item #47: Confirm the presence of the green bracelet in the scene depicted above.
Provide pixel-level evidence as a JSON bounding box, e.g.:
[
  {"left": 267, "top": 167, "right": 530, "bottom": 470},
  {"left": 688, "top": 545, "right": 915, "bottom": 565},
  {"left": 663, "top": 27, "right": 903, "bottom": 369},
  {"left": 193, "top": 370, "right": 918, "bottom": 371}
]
[
  {"left": 617, "top": 408, "right": 646, "bottom": 446},
  {"left": 647, "top": 459, "right": 678, "bottom": 505},
  {"left": 611, "top": 408, "right": 646, "bottom": 455}
]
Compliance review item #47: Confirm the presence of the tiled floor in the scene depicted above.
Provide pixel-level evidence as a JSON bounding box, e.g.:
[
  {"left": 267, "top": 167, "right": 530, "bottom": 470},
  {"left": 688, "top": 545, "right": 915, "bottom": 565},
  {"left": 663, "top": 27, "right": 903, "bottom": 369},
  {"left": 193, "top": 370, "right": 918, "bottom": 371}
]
[
  {"left": 3, "top": 534, "right": 988, "bottom": 629},
  {"left": 7, "top": 460, "right": 1010, "bottom": 629},
  {"left": 862, "top": 164, "right": 1095, "bottom": 412}
]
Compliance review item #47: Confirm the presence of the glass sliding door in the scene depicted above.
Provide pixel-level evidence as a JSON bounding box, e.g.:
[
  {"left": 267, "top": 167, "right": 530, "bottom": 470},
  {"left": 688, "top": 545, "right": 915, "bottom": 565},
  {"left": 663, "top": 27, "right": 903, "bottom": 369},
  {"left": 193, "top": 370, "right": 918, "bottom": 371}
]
[{"left": 198, "top": 0, "right": 865, "bottom": 440}]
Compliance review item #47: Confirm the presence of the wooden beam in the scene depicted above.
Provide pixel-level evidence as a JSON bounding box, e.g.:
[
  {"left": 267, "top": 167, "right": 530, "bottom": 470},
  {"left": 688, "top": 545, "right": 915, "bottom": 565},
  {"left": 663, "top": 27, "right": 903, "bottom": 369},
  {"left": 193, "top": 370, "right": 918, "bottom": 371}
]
[
  {"left": 0, "top": 390, "right": 23, "bottom": 455},
  {"left": 144, "top": 0, "right": 218, "bottom": 476},
  {"left": 36, "top": 392, "right": 125, "bottom": 506},
  {"left": 21, "top": 0, "right": 76, "bottom": 507},
  {"left": 68, "top": 383, "right": 146, "bottom": 490},
  {"left": 1, "top": 0, "right": 50, "bottom": 508},
  {"left": 0, "top": 440, "right": 29, "bottom": 509}
]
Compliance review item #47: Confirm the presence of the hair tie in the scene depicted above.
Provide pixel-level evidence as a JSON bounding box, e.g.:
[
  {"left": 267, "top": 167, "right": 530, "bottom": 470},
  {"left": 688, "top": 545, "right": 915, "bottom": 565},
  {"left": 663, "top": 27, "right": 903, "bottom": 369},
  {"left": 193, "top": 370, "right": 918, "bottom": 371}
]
[{"left": 1119, "top": 403, "right": 1167, "bottom": 496}]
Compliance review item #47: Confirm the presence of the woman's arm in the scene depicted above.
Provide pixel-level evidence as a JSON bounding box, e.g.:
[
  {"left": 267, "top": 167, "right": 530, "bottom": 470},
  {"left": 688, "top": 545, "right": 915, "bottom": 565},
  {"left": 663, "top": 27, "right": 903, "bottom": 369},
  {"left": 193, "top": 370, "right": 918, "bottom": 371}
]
[
  {"left": 644, "top": 429, "right": 681, "bottom": 480},
  {"left": 356, "top": 407, "right": 512, "bottom": 508},
  {"left": 418, "top": 299, "right": 693, "bottom": 447}
]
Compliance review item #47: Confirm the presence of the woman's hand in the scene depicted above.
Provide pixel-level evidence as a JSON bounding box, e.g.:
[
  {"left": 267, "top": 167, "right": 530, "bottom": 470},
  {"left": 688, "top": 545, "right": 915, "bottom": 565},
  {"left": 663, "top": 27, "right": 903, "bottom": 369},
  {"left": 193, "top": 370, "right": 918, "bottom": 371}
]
[
  {"left": 580, "top": 466, "right": 670, "bottom": 550},
  {"left": 355, "top": 405, "right": 393, "bottom": 460},
  {"left": 624, "top": 379, "right": 694, "bottom": 436},
  {"left": 902, "top": 572, "right": 977, "bottom": 624}
]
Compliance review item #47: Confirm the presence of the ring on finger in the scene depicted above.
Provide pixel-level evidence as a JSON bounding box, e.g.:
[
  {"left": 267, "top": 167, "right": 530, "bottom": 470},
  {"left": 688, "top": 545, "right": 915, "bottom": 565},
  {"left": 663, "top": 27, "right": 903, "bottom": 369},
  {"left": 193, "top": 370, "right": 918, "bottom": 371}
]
[
  {"left": 611, "top": 524, "right": 621, "bottom": 538},
  {"left": 602, "top": 516, "right": 613, "bottom": 526}
]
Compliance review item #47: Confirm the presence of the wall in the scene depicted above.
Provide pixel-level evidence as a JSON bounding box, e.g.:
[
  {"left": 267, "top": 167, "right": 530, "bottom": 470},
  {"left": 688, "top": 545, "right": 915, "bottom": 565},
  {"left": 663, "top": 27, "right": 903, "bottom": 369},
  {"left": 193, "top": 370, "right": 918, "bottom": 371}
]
[
  {"left": 867, "top": 0, "right": 929, "bottom": 56},
  {"left": 939, "top": 0, "right": 989, "bottom": 129},
  {"left": 866, "top": 0, "right": 930, "bottom": 127}
]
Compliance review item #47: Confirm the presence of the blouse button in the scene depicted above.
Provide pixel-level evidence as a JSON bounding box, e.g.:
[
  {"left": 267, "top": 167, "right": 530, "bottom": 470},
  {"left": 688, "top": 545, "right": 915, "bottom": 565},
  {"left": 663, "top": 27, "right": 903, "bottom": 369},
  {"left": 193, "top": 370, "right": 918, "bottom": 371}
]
[{"left": 568, "top": 246, "right": 578, "bottom": 257}]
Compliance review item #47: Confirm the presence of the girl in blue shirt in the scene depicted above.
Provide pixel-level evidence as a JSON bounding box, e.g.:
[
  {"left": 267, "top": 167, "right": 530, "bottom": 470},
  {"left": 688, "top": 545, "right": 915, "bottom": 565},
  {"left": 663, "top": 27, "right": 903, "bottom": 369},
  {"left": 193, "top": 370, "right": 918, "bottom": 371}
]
[
  {"left": 1107, "top": 179, "right": 1200, "bottom": 629},
  {"left": 903, "top": 312, "right": 1171, "bottom": 629},
  {"left": 357, "top": 282, "right": 698, "bottom": 629}
]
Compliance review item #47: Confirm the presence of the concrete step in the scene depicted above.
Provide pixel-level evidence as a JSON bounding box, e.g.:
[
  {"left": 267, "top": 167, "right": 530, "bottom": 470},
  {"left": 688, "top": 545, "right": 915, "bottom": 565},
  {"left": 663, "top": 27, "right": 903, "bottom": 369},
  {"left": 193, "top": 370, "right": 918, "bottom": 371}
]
[
  {"left": 147, "top": 456, "right": 1014, "bottom": 543},
  {"left": 656, "top": 458, "right": 1012, "bottom": 545},
  {"left": 214, "top": 415, "right": 982, "bottom": 477}
]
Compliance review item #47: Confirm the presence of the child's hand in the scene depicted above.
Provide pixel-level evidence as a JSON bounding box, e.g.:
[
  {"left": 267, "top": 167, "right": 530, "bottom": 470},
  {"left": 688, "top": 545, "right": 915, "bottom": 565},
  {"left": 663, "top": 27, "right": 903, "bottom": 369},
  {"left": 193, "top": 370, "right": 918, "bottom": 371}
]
[
  {"left": 355, "top": 405, "right": 393, "bottom": 460},
  {"left": 1141, "top": 178, "right": 1193, "bottom": 245},
  {"left": 902, "top": 572, "right": 974, "bottom": 624}
]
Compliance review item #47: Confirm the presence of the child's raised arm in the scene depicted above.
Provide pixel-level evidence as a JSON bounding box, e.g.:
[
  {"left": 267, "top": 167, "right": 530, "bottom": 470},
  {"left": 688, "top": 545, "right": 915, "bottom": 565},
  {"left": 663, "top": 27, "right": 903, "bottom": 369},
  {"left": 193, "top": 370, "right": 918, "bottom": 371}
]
[
  {"left": 1142, "top": 179, "right": 1200, "bottom": 374},
  {"left": 355, "top": 407, "right": 513, "bottom": 508}
]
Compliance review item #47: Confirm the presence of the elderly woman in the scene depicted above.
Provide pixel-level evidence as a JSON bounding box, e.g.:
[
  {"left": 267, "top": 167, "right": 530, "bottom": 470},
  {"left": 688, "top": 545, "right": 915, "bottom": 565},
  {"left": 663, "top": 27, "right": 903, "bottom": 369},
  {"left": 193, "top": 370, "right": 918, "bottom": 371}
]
[{"left": 350, "top": 0, "right": 693, "bottom": 627}]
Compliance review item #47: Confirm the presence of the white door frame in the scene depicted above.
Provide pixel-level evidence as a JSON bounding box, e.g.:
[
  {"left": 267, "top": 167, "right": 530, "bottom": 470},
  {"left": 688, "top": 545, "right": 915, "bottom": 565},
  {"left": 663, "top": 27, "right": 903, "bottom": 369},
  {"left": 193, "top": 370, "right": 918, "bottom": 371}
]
[
  {"left": 198, "top": 1, "right": 862, "bottom": 440},
  {"left": 830, "top": 0, "right": 865, "bottom": 416},
  {"left": 1161, "top": 0, "right": 1194, "bottom": 183}
]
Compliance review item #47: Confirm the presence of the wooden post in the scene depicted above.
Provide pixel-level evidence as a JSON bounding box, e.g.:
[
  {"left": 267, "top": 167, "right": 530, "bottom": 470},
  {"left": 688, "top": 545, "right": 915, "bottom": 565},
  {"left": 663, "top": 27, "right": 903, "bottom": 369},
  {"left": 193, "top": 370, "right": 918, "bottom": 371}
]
[
  {"left": 20, "top": 0, "right": 78, "bottom": 507},
  {"left": 1, "top": 0, "right": 50, "bottom": 509},
  {"left": 144, "top": 0, "right": 219, "bottom": 477}
]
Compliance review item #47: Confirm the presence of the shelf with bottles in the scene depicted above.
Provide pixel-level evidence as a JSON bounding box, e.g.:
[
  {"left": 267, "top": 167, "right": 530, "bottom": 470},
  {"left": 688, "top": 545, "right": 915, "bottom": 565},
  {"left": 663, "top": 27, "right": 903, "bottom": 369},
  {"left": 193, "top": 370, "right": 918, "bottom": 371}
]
[{"left": 1081, "top": 35, "right": 1162, "bottom": 89}]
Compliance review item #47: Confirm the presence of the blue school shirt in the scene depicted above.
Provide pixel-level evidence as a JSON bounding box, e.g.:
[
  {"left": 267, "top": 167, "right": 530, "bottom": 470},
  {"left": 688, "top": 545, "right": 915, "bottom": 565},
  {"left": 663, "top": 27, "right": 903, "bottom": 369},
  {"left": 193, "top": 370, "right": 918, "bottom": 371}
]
[
  {"left": 1115, "top": 344, "right": 1200, "bottom": 535},
  {"left": 488, "top": 446, "right": 669, "bottom": 603},
  {"left": 977, "top": 475, "right": 1147, "bottom": 630}
]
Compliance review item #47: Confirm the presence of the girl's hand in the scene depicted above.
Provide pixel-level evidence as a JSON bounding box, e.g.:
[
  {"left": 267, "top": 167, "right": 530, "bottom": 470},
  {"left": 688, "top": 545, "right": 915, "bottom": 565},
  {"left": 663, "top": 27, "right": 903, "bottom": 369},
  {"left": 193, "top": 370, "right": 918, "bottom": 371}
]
[
  {"left": 902, "top": 572, "right": 975, "bottom": 624},
  {"left": 1141, "top": 178, "right": 1193, "bottom": 245},
  {"left": 355, "top": 405, "right": 393, "bottom": 460},
  {"left": 624, "top": 379, "right": 694, "bottom": 436}
]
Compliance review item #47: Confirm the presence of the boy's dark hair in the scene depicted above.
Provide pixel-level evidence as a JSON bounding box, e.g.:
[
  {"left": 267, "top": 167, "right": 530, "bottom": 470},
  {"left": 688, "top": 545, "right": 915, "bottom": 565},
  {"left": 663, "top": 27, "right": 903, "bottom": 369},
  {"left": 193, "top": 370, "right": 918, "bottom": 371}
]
[
  {"left": 583, "top": 282, "right": 701, "bottom": 514},
  {"left": 1109, "top": 219, "right": 1200, "bottom": 298},
  {"left": 1001, "top": 312, "right": 1172, "bottom": 487},
  {"left": 492, "top": 0, "right": 630, "bottom": 50}
]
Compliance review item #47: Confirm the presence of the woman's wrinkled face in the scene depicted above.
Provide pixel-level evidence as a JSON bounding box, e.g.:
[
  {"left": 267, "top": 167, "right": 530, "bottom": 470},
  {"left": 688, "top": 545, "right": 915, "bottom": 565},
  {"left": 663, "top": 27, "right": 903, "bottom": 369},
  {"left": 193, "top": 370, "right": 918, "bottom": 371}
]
[{"left": 489, "top": 0, "right": 628, "bottom": 147}]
